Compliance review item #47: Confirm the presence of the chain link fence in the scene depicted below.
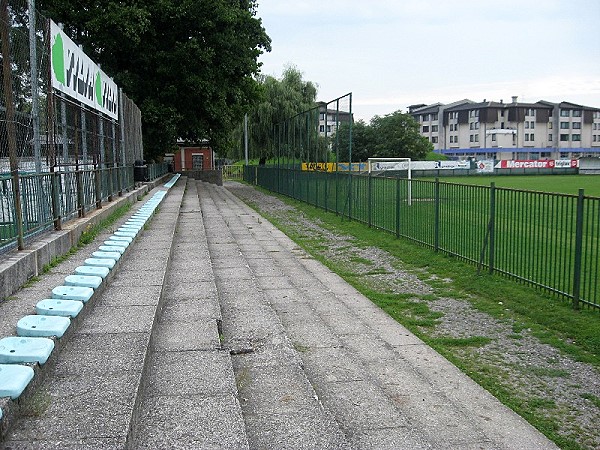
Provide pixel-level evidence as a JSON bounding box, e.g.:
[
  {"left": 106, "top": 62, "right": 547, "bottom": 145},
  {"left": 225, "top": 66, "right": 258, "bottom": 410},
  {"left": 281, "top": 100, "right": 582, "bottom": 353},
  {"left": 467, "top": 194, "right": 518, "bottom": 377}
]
[{"left": 0, "top": 0, "right": 146, "bottom": 252}]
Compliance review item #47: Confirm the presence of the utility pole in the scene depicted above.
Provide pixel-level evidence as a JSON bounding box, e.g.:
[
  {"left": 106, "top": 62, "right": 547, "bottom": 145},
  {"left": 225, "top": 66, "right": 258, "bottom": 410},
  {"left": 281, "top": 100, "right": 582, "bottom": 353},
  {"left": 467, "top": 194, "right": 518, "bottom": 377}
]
[{"left": 244, "top": 113, "right": 249, "bottom": 165}]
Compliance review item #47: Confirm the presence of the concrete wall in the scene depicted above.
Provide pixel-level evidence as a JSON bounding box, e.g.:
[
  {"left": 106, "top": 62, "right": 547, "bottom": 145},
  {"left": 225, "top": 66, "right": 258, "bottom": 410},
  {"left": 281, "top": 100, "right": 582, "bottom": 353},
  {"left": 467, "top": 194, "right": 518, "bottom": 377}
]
[{"left": 181, "top": 169, "right": 223, "bottom": 186}]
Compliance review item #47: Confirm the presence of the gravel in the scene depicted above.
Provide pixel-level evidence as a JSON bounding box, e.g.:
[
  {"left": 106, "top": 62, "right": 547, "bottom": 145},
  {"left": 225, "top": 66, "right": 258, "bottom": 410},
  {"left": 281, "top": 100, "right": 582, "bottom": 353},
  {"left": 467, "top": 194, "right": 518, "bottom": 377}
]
[{"left": 228, "top": 181, "right": 600, "bottom": 450}]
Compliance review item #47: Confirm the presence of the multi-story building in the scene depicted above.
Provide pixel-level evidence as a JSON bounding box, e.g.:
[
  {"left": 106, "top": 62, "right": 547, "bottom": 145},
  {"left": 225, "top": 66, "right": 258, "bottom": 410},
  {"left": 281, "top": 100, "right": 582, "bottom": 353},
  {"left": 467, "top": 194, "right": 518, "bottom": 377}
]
[
  {"left": 410, "top": 97, "right": 600, "bottom": 160},
  {"left": 317, "top": 101, "right": 352, "bottom": 137}
]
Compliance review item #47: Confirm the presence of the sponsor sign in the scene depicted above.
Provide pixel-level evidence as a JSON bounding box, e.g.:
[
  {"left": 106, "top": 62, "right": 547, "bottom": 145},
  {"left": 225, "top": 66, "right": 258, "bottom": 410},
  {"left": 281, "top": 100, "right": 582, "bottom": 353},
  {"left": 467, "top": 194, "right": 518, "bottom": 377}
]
[
  {"left": 495, "top": 160, "right": 579, "bottom": 169},
  {"left": 50, "top": 20, "right": 118, "bottom": 119},
  {"left": 301, "top": 162, "right": 336, "bottom": 172},
  {"left": 476, "top": 160, "right": 495, "bottom": 173},
  {"left": 372, "top": 161, "right": 471, "bottom": 171}
]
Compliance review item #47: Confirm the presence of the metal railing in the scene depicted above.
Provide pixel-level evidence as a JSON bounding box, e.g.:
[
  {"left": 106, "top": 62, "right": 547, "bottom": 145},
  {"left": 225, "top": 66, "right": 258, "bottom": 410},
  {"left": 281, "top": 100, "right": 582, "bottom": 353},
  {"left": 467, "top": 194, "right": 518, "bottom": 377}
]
[
  {"left": 222, "top": 165, "right": 244, "bottom": 180},
  {"left": 1, "top": 165, "right": 134, "bottom": 251},
  {"left": 245, "top": 166, "right": 600, "bottom": 310}
]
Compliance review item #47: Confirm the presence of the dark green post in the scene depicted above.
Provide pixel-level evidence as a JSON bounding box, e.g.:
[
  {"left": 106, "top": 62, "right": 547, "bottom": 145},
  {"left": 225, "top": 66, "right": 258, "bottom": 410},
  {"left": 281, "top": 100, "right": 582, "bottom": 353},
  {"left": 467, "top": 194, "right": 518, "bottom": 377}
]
[
  {"left": 395, "top": 176, "right": 400, "bottom": 238},
  {"left": 434, "top": 178, "right": 440, "bottom": 252},
  {"left": 488, "top": 182, "right": 496, "bottom": 274},
  {"left": 572, "top": 188, "right": 584, "bottom": 310},
  {"left": 367, "top": 173, "right": 372, "bottom": 227}
]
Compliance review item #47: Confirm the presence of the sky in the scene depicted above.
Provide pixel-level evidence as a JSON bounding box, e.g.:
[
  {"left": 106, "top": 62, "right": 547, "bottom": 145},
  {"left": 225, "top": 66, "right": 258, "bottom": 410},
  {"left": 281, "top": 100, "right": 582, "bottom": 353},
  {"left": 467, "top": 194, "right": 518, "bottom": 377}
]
[{"left": 255, "top": 0, "right": 600, "bottom": 122}]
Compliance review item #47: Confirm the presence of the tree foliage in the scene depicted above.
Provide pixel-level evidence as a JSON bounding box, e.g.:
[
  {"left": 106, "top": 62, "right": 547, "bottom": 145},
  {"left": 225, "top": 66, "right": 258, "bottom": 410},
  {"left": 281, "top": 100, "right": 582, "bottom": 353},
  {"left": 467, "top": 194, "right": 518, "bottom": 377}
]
[
  {"left": 336, "top": 111, "right": 432, "bottom": 162},
  {"left": 238, "top": 66, "right": 317, "bottom": 160},
  {"left": 38, "top": 0, "right": 271, "bottom": 160}
]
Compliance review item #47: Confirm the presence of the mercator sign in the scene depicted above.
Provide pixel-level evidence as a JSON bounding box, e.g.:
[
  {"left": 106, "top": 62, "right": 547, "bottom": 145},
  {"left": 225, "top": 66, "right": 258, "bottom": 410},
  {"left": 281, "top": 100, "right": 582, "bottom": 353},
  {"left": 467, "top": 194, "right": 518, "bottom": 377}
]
[{"left": 50, "top": 20, "right": 118, "bottom": 119}]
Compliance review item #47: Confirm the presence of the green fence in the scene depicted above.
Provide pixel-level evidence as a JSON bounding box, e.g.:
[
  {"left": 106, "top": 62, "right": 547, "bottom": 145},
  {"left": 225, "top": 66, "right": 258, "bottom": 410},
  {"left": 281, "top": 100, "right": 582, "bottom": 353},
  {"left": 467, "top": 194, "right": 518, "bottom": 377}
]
[
  {"left": 1, "top": 165, "right": 135, "bottom": 251},
  {"left": 245, "top": 166, "right": 600, "bottom": 310}
]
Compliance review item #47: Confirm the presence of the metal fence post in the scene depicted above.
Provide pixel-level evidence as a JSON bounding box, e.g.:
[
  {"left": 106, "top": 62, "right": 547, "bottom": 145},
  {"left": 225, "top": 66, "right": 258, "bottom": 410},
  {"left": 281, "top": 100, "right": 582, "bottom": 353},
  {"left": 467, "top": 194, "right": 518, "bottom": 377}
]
[
  {"left": 434, "top": 178, "right": 440, "bottom": 252},
  {"left": 572, "top": 189, "right": 585, "bottom": 310},
  {"left": 367, "top": 173, "right": 372, "bottom": 227},
  {"left": 395, "top": 176, "right": 400, "bottom": 238},
  {"left": 488, "top": 182, "right": 496, "bottom": 274}
]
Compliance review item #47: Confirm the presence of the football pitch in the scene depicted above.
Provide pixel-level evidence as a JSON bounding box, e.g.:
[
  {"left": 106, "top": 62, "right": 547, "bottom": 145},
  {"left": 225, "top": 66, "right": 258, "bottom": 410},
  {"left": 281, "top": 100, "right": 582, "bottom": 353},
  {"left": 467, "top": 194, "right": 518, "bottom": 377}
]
[{"left": 421, "top": 174, "right": 600, "bottom": 197}]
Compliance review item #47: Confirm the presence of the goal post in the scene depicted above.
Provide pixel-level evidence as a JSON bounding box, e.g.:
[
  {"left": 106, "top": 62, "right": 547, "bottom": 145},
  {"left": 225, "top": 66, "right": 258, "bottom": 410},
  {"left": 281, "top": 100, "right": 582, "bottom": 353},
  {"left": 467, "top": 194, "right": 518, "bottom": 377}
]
[{"left": 367, "top": 158, "right": 412, "bottom": 205}]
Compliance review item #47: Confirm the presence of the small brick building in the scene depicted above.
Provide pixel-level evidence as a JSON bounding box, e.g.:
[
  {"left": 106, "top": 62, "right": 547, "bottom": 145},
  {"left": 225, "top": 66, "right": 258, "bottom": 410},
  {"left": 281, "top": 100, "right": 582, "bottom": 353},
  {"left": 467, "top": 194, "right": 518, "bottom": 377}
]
[{"left": 171, "top": 141, "right": 214, "bottom": 171}]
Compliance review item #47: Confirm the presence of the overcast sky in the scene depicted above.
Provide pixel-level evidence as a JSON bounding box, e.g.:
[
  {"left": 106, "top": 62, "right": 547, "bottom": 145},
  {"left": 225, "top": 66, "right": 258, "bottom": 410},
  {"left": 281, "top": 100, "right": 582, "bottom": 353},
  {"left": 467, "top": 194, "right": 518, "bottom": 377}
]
[{"left": 256, "top": 0, "right": 600, "bottom": 121}]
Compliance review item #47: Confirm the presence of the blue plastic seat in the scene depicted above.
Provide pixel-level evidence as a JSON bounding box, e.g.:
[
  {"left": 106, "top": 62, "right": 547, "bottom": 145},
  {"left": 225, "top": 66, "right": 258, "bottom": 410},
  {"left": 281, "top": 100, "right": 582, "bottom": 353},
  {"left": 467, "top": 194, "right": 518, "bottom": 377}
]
[
  {"left": 98, "top": 245, "right": 125, "bottom": 254},
  {"left": 0, "top": 336, "right": 55, "bottom": 364},
  {"left": 103, "top": 239, "right": 128, "bottom": 248},
  {"left": 84, "top": 257, "right": 116, "bottom": 269},
  {"left": 108, "top": 235, "right": 133, "bottom": 244},
  {"left": 92, "top": 250, "right": 121, "bottom": 261},
  {"left": 64, "top": 274, "right": 103, "bottom": 289},
  {"left": 17, "top": 315, "right": 71, "bottom": 338},
  {"left": 75, "top": 265, "right": 110, "bottom": 278},
  {"left": 52, "top": 285, "right": 94, "bottom": 302},
  {"left": 36, "top": 299, "right": 83, "bottom": 317},
  {"left": 0, "top": 364, "right": 35, "bottom": 399}
]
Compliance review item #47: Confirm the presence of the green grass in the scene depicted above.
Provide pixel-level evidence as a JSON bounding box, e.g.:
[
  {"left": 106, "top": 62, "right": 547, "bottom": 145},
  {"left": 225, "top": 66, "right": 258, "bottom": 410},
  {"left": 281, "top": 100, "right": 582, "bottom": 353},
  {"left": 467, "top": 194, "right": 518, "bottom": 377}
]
[{"left": 422, "top": 175, "right": 600, "bottom": 197}]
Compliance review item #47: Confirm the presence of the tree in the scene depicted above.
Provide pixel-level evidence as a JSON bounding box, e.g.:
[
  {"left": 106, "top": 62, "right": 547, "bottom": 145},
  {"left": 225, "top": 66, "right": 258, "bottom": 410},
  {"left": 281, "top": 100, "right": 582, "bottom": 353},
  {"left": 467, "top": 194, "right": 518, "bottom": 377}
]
[
  {"left": 38, "top": 0, "right": 271, "bottom": 160},
  {"left": 243, "top": 66, "right": 318, "bottom": 159},
  {"left": 369, "top": 111, "right": 432, "bottom": 160}
]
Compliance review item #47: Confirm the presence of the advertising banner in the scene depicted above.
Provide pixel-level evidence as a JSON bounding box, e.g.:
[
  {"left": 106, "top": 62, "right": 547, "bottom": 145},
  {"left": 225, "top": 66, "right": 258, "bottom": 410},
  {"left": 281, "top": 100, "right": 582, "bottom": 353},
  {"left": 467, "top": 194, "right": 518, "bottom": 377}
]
[
  {"left": 50, "top": 20, "right": 119, "bottom": 119},
  {"left": 476, "top": 160, "right": 495, "bottom": 173},
  {"left": 495, "top": 160, "right": 579, "bottom": 169}
]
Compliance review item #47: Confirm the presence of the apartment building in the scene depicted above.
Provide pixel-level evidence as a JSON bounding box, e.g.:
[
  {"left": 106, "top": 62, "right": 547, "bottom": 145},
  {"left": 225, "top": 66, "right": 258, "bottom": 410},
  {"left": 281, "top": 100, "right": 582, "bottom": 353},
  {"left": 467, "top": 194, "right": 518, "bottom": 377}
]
[
  {"left": 410, "top": 97, "right": 600, "bottom": 160},
  {"left": 317, "top": 101, "right": 352, "bottom": 137}
]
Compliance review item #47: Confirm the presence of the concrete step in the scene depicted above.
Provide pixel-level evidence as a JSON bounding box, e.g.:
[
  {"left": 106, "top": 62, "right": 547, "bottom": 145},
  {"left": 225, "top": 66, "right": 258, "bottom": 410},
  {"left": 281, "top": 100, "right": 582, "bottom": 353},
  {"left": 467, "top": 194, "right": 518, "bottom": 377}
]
[
  {"left": 198, "top": 181, "right": 350, "bottom": 449},
  {"left": 1, "top": 179, "right": 185, "bottom": 448},
  {"left": 202, "top": 181, "right": 559, "bottom": 450},
  {"left": 126, "top": 178, "right": 248, "bottom": 449}
]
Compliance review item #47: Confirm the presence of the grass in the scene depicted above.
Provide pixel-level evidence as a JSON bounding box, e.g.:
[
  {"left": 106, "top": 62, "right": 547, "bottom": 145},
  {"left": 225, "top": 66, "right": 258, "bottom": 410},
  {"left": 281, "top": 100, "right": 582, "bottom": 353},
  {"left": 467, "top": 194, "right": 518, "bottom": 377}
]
[{"left": 421, "top": 175, "right": 600, "bottom": 197}]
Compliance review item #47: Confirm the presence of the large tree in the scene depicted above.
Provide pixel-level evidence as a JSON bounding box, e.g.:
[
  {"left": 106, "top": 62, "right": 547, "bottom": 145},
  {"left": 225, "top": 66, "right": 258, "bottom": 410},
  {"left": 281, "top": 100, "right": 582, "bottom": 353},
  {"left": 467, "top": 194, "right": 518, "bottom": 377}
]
[
  {"left": 240, "top": 66, "right": 317, "bottom": 160},
  {"left": 369, "top": 111, "right": 432, "bottom": 160},
  {"left": 39, "top": 0, "right": 271, "bottom": 160}
]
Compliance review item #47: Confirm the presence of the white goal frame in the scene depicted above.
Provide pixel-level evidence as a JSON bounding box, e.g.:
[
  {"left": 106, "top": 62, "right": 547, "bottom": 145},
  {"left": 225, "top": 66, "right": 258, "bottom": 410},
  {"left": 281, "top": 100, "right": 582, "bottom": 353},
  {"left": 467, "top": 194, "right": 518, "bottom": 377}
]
[{"left": 367, "top": 158, "right": 412, "bottom": 205}]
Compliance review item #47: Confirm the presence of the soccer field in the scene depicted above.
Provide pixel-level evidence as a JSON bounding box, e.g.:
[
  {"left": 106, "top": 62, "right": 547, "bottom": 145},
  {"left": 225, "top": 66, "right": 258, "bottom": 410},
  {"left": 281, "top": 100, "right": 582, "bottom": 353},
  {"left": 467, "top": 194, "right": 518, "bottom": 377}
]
[{"left": 421, "top": 175, "right": 600, "bottom": 197}]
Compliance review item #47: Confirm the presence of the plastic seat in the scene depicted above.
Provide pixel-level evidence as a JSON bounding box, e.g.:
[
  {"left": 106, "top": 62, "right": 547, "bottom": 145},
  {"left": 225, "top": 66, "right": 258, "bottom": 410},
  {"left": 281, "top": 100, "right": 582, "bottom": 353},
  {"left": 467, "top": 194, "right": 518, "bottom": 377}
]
[
  {"left": 103, "top": 239, "right": 128, "bottom": 248},
  {"left": 92, "top": 250, "right": 121, "bottom": 261},
  {"left": 36, "top": 299, "right": 84, "bottom": 317},
  {"left": 52, "top": 285, "right": 94, "bottom": 302},
  {"left": 84, "top": 258, "right": 116, "bottom": 269},
  {"left": 0, "top": 364, "right": 35, "bottom": 399},
  {"left": 0, "top": 336, "right": 55, "bottom": 364},
  {"left": 17, "top": 315, "right": 71, "bottom": 338},
  {"left": 98, "top": 245, "right": 125, "bottom": 254},
  {"left": 75, "top": 265, "right": 110, "bottom": 278},
  {"left": 64, "top": 274, "right": 103, "bottom": 289}
]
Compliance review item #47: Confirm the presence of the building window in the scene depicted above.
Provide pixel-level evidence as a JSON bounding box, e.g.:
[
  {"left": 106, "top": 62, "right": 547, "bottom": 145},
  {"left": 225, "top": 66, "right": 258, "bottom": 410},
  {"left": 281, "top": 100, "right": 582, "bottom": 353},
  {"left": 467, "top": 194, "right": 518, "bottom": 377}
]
[
  {"left": 541, "top": 152, "right": 551, "bottom": 158},
  {"left": 470, "top": 110, "right": 479, "bottom": 118},
  {"left": 327, "top": 125, "right": 332, "bottom": 133},
  {"left": 475, "top": 134, "right": 479, "bottom": 142},
  {"left": 572, "top": 134, "right": 581, "bottom": 141},
  {"left": 501, "top": 122, "right": 505, "bottom": 129},
  {"left": 560, "top": 110, "right": 570, "bottom": 117},
  {"left": 491, "top": 134, "right": 496, "bottom": 141},
  {"left": 560, "top": 122, "right": 569, "bottom": 129},
  {"left": 572, "top": 110, "right": 582, "bottom": 117},
  {"left": 432, "top": 125, "right": 438, "bottom": 132},
  {"left": 469, "top": 123, "right": 474, "bottom": 130},
  {"left": 560, "top": 134, "right": 569, "bottom": 141},
  {"left": 530, "top": 121, "right": 535, "bottom": 129},
  {"left": 525, "top": 122, "right": 529, "bottom": 129},
  {"left": 572, "top": 122, "right": 581, "bottom": 129},
  {"left": 432, "top": 136, "right": 438, "bottom": 143},
  {"left": 525, "top": 134, "right": 529, "bottom": 142},
  {"left": 422, "top": 114, "right": 430, "bottom": 122},
  {"left": 526, "top": 108, "right": 535, "bottom": 116},
  {"left": 319, "top": 125, "right": 324, "bottom": 132},
  {"left": 431, "top": 113, "right": 438, "bottom": 121},
  {"left": 470, "top": 135, "right": 474, "bottom": 142},
  {"left": 422, "top": 125, "right": 429, "bottom": 133},
  {"left": 549, "top": 134, "right": 553, "bottom": 141},
  {"left": 549, "top": 122, "right": 553, "bottom": 129}
]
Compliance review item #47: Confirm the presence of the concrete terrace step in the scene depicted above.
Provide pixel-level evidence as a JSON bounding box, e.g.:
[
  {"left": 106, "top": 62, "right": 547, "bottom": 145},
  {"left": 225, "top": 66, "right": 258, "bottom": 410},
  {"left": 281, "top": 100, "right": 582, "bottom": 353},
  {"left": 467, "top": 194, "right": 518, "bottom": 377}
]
[
  {"left": 200, "top": 180, "right": 559, "bottom": 450},
  {"left": 1, "top": 178, "right": 185, "bottom": 448},
  {"left": 126, "top": 177, "right": 248, "bottom": 448}
]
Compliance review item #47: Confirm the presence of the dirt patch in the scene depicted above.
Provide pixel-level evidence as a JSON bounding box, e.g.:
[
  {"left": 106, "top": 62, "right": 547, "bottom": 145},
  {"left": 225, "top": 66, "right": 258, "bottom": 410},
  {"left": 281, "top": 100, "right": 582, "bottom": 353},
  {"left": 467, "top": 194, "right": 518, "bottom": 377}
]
[{"left": 228, "top": 181, "right": 600, "bottom": 450}]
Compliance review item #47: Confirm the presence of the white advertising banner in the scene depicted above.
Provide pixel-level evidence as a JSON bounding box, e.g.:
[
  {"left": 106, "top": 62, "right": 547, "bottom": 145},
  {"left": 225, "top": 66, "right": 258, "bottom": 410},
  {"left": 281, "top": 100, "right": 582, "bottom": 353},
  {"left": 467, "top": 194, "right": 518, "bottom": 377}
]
[
  {"left": 50, "top": 20, "right": 119, "bottom": 119},
  {"left": 476, "top": 160, "right": 495, "bottom": 173},
  {"left": 372, "top": 161, "right": 471, "bottom": 171}
]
